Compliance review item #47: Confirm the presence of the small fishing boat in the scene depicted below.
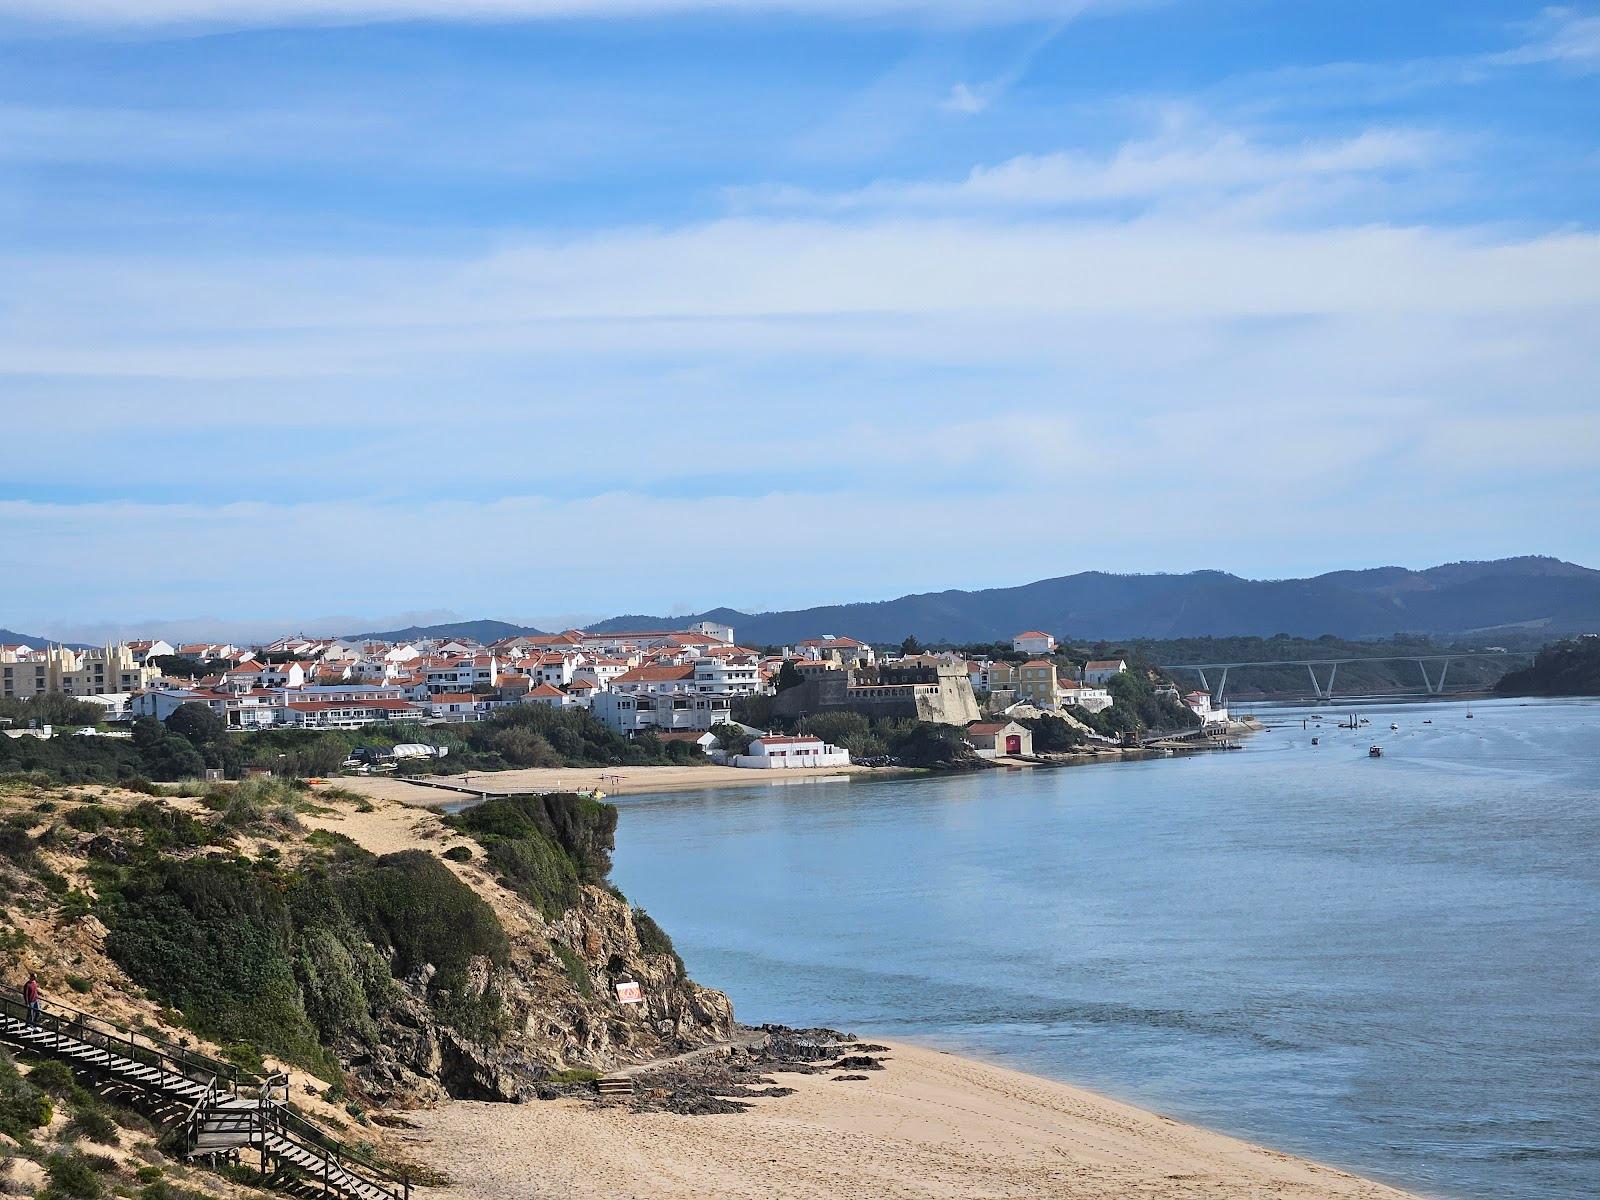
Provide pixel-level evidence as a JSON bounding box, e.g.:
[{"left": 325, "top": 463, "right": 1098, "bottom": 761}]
[
  {"left": 1390, "top": 723, "right": 1399, "bottom": 730},
  {"left": 1368, "top": 745, "right": 1383, "bottom": 758},
  {"left": 1311, "top": 737, "right": 1319, "bottom": 746},
  {"left": 1423, "top": 719, "right": 1432, "bottom": 725},
  {"left": 1466, "top": 711, "right": 1475, "bottom": 719}
]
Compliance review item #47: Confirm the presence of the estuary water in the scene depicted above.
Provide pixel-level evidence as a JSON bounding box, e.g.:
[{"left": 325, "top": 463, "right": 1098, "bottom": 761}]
[{"left": 609, "top": 697, "right": 1600, "bottom": 1200}]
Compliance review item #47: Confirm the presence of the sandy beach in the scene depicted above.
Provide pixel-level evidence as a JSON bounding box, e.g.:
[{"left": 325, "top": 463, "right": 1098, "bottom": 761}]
[
  {"left": 337, "top": 761, "right": 883, "bottom": 805},
  {"left": 407, "top": 1040, "right": 1417, "bottom": 1200}
]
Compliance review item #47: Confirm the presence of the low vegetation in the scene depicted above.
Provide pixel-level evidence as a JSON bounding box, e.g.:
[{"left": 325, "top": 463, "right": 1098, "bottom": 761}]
[
  {"left": 1495, "top": 638, "right": 1600, "bottom": 696},
  {"left": 732, "top": 706, "right": 972, "bottom": 768},
  {"left": 446, "top": 792, "right": 616, "bottom": 920}
]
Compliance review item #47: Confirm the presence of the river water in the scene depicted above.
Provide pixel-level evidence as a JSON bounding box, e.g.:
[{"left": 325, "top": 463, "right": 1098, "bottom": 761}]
[{"left": 608, "top": 697, "right": 1600, "bottom": 1200}]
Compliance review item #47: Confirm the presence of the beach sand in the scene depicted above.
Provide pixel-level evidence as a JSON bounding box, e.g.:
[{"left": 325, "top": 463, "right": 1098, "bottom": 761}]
[
  {"left": 337, "top": 762, "right": 878, "bottom": 806},
  {"left": 406, "top": 1040, "right": 1417, "bottom": 1200}
]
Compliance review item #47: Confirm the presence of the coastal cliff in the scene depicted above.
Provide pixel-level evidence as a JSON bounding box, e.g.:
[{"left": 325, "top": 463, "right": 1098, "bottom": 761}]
[{"left": 0, "top": 779, "right": 734, "bottom": 1111}]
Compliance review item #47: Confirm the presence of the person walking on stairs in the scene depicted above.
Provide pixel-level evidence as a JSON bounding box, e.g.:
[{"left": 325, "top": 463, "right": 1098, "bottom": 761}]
[{"left": 22, "top": 972, "right": 41, "bottom": 1026}]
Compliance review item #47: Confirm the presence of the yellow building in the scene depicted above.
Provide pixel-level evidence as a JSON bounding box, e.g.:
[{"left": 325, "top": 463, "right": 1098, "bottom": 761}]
[
  {"left": 1015, "top": 658, "right": 1062, "bottom": 706},
  {"left": 0, "top": 643, "right": 157, "bottom": 700}
]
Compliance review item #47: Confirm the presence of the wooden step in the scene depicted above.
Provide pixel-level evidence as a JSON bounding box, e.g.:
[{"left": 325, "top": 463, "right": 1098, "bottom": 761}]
[{"left": 596, "top": 1076, "right": 634, "bottom": 1097}]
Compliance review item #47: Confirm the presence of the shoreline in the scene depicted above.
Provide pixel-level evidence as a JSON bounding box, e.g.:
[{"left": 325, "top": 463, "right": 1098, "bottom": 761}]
[
  {"left": 335, "top": 761, "right": 908, "bottom": 804},
  {"left": 409, "top": 1036, "right": 1421, "bottom": 1200},
  {"left": 334, "top": 723, "right": 1262, "bottom": 806}
]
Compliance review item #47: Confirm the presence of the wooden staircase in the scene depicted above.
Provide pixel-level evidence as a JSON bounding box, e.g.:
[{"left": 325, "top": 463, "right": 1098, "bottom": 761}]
[
  {"left": 595, "top": 1076, "right": 634, "bottom": 1101},
  {"left": 0, "top": 994, "right": 411, "bottom": 1200}
]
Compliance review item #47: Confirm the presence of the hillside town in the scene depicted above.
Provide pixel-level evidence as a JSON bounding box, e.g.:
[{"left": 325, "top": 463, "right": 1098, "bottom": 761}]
[{"left": 0, "top": 623, "right": 1229, "bottom": 770}]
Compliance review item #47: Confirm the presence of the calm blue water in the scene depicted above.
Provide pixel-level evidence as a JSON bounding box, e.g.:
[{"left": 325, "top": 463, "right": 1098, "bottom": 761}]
[{"left": 609, "top": 697, "right": 1600, "bottom": 1200}]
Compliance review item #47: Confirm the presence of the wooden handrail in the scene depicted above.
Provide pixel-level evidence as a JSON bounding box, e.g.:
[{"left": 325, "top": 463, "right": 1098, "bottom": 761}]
[
  {"left": 1, "top": 991, "right": 241, "bottom": 1091},
  {"left": 6, "top": 992, "right": 409, "bottom": 1200}
]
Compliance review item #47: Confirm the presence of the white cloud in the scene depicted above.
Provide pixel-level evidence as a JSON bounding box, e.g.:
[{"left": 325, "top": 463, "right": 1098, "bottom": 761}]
[
  {"left": 940, "top": 82, "right": 990, "bottom": 114},
  {"left": 1497, "top": 6, "right": 1600, "bottom": 69},
  {"left": 738, "top": 122, "right": 1449, "bottom": 215},
  {"left": 7, "top": 214, "right": 1596, "bottom": 382}
]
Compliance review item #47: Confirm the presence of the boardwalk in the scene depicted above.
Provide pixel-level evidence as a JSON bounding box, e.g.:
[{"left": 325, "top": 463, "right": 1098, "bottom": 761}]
[{"left": 0, "top": 993, "right": 411, "bottom": 1200}]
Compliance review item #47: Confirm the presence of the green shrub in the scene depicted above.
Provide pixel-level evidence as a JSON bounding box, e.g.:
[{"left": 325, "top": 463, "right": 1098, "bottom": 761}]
[
  {"left": 442, "top": 844, "right": 472, "bottom": 862},
  {"left": 448, "top": 792, "right": 617, "bottom": 918},
  {"left": 99, "top": 856, "right": 335, "bottom": 1076},
  {"left": 63, "top": 805, "right": 111, "bottom": 832},
  {"left": 0, "top": 1051, "right": 53, "bottom": 1138},
  {"left": 25, "top": 1060, "right": 85, "bottom": 1102},
  {"left": 222, "top": 1043, "right": 264, "bottom": 1075},
  {"left": 337, "top": 851, "right": 508, "bottom": 1036},
  {"left": 295, "top": 927, "right": 382, "bottom": 1044},
  {"left": 44, "top": 1151, "right": 106, "bottom": 1199},
  {"left": 65, "top": 974, "right": 92, "bottom": 994},
  {"left": 0, "top": 823, "right": 35, "bottom": 863},
  {"left": 553, "top": 943, "right": 593, "bottom": 999},
  {"left": 633, "top": 908, "right": 685, "bottom": 978},
  {"left": 68, "top": 1107, "right": 120, "bottom": 1145},
  {"left": 547, "top": 1067, "right": 600, "bottom": 1085},
  {"left": 118, "top": 801, "right": 207, "bottom": 851},
  {"left": 484, "top": 833, "right": 580, "bottom": 920}
]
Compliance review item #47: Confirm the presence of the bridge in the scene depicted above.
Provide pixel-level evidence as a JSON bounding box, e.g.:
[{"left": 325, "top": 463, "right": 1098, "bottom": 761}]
[
  {"left": 1163, "top": 651, "right": 1518, "bottom": 703},
  {"left": 0, "top": 992, "right": 410, "bottom": 1200}
]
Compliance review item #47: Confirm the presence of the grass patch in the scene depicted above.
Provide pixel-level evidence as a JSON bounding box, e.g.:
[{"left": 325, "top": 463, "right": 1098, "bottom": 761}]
[{"left": 553, "top": 943, "right": 593, "bottom": 999}]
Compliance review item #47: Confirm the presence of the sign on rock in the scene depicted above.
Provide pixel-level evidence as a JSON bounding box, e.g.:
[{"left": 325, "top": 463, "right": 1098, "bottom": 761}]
[{"left": 615, "top": 981, "right": 643, "bottom": 1004}]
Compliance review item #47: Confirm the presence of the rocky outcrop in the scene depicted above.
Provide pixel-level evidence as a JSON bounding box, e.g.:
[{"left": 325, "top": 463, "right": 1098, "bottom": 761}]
[
  {"left": 343, "top": 881, "right": 735, "bottom": 1106},
  {"left": 1, "top": 784, "right": 736, "bottom": 1113}
]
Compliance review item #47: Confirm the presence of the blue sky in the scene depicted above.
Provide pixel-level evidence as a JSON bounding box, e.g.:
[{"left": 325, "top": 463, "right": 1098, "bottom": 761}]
[{"left": 1, "top": 1, "right": 1597, "bottom": 641}]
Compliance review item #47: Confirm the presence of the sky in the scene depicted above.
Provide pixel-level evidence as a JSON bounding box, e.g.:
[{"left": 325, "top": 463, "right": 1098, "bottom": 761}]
[{"left": 1, "top": 1, "right": 1597, "bottom": 642}]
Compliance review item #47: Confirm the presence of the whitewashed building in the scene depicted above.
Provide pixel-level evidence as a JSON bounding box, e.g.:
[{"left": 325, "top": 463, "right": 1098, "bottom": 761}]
[
  {"left": 1012, "top": 631, "right": 1057, "bottom": 655},
  {"left": 733, "top": 734, "right": 851, "bottom": 769}
]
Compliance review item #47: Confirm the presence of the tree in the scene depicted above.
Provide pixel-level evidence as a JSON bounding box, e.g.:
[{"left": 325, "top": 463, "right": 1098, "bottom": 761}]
[
  {"left": 167, "top": 702, "right": 226, "bottom": 745},
  {"left": 899, "top": 635, "right": 923, "bottom": 657},
  {"left": 709, "top": 722, "right": 754, "bottom": 757},
  {"left": 149, "top": 654, "right": 210, "bottom": 679},
  {"left": 775, "top": 661, "right": 804, "bottom": 692}
]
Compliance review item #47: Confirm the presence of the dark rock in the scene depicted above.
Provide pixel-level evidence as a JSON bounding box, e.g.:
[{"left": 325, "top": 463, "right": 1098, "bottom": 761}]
[
  {"left": 831, "top": 1074, "right": 869, "bottom": 1082},
  {"left": 84, "top": 834, "right": 129, "bottom": 864},
  {"left": 830, "top": 1056, "right": 885, "bottom": 1071}
]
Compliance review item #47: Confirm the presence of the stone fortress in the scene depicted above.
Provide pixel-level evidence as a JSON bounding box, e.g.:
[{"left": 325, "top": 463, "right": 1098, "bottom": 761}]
[{"left": 771, "top": 654, "right": 982, "bottom": 726}]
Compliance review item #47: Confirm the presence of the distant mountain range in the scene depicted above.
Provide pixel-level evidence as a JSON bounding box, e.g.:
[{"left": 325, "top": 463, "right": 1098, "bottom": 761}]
[
  {"left": 342, "top": 556, "right": 1600, "bottom": 648},
  {"left": 341, "top": 618, "right": 546, "bottom": 644},
  {"left": 585, "top": 557, "right": 1600, "bottom": 645},
  {"left": 0, "top": 628, "right": 51, "bottom": 646}
]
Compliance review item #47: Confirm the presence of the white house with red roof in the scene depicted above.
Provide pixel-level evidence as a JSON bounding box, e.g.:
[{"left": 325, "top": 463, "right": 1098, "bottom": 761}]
[
  {"left": 609, "top": 663, "right": 697, "bottom": 695},
  {"left": 1184, "top": 690, "right": 1229, "bottom": 726},
  {"left": 1083, "top": 658, "right": 1128, "bottom": 685},
  {"left": 429, "top": 694, "right": 483, "bottom": 722},
  {"left": 733, "top": 734, "right": 851, "bottom": 769},
  {"left": 282, "top": 697, "right": 423, "bottom": 729},
  {"left": 966, "top": 720, "right": 1033, "bottom": 759},
  {"left": 562, "top": 677, "right": 600, "bottom": 708},
  {"left": 1012, "top": 631, "right": 1057, "bottom": 655},
  {"left": 524, "top": 682, "right": 572, "bottom": 709}
]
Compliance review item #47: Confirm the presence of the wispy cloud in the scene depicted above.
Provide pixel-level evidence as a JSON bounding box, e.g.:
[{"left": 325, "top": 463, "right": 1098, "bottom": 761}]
[
  {"left": 1495, "top": 6, "right": 1600, "bottom": 69},
  {"left": 735, "top": 119, "right": 1451, "bottom": 217},
  {"left": 938, "top": 4, "right": 1091, "bottom": 114}
]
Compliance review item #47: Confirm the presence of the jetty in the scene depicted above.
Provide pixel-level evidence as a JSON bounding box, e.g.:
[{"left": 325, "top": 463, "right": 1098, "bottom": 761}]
[{"left": 0, "top": 993, "right": 410, "bottom": 1200}]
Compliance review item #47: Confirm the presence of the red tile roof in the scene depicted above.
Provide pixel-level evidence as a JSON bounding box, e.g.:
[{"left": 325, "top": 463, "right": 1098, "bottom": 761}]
[{"left": 613, "top": 664, "right": 696, "bottom": 684}]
